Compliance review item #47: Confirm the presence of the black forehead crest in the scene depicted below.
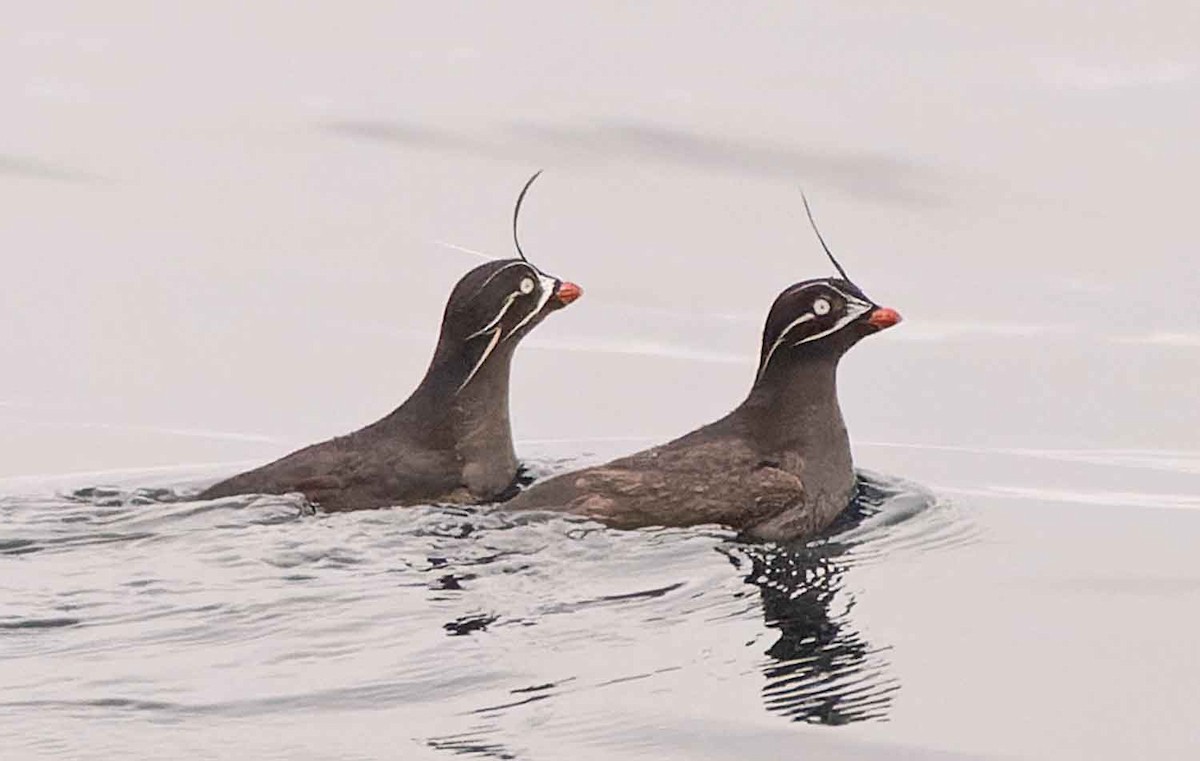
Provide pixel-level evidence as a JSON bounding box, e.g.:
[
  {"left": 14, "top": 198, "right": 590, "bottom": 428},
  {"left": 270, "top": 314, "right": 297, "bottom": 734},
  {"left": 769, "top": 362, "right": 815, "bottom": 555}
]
[
  {"left": 780, "top": 278, "right": 866, "bottom": 302},
  {"left": 447, "top": 259, "right": 535, "bottom": 305}
]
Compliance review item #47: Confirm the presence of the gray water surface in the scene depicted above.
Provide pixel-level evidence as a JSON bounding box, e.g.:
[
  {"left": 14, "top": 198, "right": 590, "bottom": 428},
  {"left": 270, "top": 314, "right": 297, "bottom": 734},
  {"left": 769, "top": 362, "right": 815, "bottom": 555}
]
[
  {"left": 5, "top": 441, "right": 1200, "bottom": 760},
  {"left": 2, "top": 457, "right": 967, "bottom": 760}
]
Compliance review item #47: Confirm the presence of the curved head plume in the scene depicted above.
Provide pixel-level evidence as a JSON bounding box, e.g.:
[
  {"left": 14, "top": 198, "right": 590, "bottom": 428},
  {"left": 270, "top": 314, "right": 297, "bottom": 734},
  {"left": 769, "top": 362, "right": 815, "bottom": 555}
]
[
  {"left": 800, "top": 191, "right": 851, "bottom": 282},
  {"left": 512, "top": 169, "right": 544, "bottom": 264}
]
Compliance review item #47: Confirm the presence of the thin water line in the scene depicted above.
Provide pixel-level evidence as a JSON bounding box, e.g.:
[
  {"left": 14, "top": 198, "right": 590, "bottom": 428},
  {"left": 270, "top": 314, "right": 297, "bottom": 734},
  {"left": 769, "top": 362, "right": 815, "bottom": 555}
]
[{"left": 936, "top": 484, "right": 1200, "bottom": 511}]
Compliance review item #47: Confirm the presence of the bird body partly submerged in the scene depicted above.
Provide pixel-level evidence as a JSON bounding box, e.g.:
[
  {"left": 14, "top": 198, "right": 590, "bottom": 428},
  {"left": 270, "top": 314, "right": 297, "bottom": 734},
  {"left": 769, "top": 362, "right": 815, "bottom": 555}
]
[
  {"left": 504, "top": 277, "right": 899, "bottom": 542},
  {"left": 199, "top": 355, "right": 516, "bottom": 511},
  {"left": 200, "top": 256, "right": 581, "bottom": 511}
]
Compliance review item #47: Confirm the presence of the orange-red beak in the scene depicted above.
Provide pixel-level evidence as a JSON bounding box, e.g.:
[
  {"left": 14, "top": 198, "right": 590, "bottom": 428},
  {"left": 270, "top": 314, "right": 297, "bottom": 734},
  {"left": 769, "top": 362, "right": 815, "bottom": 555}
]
[
  {"left": 555, "top": 281, "right": 583, "bottom": 306},
  {"left": 867, "top": 306, "right": 901, "bottom": 330}
]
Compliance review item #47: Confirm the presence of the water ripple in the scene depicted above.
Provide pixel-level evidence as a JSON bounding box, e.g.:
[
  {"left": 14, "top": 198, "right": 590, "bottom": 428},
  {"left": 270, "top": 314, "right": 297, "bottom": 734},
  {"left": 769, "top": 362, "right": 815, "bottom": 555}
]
[{"left": 0, "top": 457, "right": 974, "bottom": 757}]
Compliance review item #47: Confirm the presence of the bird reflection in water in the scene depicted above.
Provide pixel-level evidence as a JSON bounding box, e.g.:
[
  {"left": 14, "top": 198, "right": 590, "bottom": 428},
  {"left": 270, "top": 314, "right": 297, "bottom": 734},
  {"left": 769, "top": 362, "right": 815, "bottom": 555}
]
[{"left": 721, "top": 477, "right": 900, "bottom": 725}]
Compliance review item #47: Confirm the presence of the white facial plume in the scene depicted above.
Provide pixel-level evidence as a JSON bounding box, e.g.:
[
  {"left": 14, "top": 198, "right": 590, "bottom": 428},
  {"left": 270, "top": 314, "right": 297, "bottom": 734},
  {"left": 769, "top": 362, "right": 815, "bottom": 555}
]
[
  {"left": 457, "top": 264, "right": 558, "bottom": 394},
  {"left": 757, "top": 282, "right": 874, "bottom": 380}
]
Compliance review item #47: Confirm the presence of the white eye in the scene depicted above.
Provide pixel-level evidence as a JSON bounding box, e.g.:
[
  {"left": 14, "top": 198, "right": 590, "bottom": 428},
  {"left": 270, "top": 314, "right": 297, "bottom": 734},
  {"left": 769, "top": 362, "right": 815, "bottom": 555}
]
[
  {"left": 813, "top": 298, "right": 831, "bottom": 316},
  {"left": 519, "top": 277, "right": 535, "bottom": 295}
]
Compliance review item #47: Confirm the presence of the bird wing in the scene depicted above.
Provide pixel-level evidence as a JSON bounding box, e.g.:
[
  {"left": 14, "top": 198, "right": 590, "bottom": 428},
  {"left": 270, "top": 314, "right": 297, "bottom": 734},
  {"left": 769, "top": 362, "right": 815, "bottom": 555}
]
[
  {"left": 200, "top": 436, "right": 465, "bottom": 510},
  {"left": 506, "top": 437, "right": 806, "bottom": 532}
]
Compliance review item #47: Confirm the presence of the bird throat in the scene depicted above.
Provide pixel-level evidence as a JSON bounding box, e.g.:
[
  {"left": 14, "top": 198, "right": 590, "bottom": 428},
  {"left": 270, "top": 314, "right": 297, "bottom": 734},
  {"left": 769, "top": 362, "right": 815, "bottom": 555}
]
[
  {"left": 739, "top": 355, "right": 850, "bottom": 460},
  {"left": 443, "top": 345, "right": 520, "bottom": 497}
]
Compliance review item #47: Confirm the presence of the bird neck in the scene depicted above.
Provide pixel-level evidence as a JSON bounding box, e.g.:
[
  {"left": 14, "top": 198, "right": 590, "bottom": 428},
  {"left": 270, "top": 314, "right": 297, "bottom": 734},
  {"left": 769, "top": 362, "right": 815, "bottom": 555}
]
[
  {"left": 394, "top": 336, "right": 520, "bottom": 497},
  {"left": 735, "top": 354, "right": 849, "bottom": 459}
]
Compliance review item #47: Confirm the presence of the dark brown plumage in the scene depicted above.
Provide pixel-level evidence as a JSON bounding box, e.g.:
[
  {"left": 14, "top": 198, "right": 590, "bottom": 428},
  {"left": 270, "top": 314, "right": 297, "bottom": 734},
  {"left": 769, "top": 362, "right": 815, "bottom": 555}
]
[
  {"left": 502, "top": 278, "right": 900, "bottom": 542},
  {"left": 199, "top": 258, "right": 582, "bottom": 511}
]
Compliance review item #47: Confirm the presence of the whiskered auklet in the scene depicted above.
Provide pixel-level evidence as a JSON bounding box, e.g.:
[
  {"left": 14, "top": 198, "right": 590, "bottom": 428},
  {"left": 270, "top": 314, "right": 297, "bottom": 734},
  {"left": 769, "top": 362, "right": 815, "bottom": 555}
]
[
  {"left": 200, "top": 173, "right": 582, "bottom": 511},
  {"left": 502, "top": 198, "right": 900, "bottom": 542}
]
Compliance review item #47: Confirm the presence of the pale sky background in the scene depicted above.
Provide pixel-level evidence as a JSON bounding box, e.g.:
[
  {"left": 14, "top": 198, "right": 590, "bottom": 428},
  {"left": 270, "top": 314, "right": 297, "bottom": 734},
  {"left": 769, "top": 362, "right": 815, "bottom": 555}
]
[{"left": 3, "top": 1, "right": 1198, "bottom": 479}]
